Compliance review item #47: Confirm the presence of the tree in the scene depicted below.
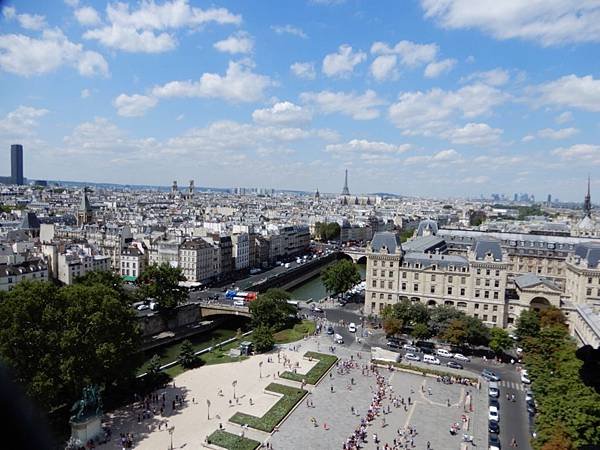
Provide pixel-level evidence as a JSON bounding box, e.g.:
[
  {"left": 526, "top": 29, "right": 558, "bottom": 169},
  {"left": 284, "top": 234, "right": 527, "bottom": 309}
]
[
  {"left": 488, "top": 327, "right": 513, "bottom": 355},
  {"left": 409, "top": 302, "right": 431, "bottom": 325},
  {"left": 540, "top": 425, "right": 574, "bottom": 450},
  {"left": 429, "top": 305, "right": 464, "bottom": 336},
  {"left": 411, "top": 323, "right": 432, "bottom": 341},
  {"left": 399, "top": 229, "right": 414, "bottom": 243},
  {"left": 178, "top": 340, "right": 196, "bottom": 369},
  {"left": 516, "top": 309, "right": 541, "bottom": 341},
  {"left": 253, "top": 325, "right": 275, "bottom": 353},
  {"left": 137, "top": 263, "right": 187, "bottom": 310},
  {"left": 76, "top": 270, "right": 131, "bottom": 304},
  {"left": 147, "top": 354, "right": 162, "bottom": 378},
  {"left": 0, "top": 280, "right": 141, "bottom": 411},
  {"left": 249, "top": 289, "right": 295, "bottom": 330},
  {"left": 322, "top": 260, "right": 361, "bottom": 297},
  {"left": 540, "top": 306, "right": 568, "bottom": 329},
  {"left": 314, "top": 222, "right": 341, "bottom": 241},
  {"left": 440, "top": 318, "right": 469, "bottom": 347},
  {"left": 383, "top": 318, "right": 403, "bottom": 337},
  {"left": 463, "top": 315, "right": 490, "bottom": 347}
]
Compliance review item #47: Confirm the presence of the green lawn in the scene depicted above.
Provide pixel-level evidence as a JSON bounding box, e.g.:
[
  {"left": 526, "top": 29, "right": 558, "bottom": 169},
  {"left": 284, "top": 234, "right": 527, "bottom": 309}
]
[
  {"left": 273, "top": 320, "right": 316, "bottom": 344},
  {"left": 280, "top": 351, "right": 338, "bottom": 384},
  {"left": 373, "top": 359, "right": 478, "bottom": 382},
  {"left": 229, "top": 383, "right": 306, "bottom": 432},
  {"left": 206, "top": 430, "right": 260, "bottom": 450}
]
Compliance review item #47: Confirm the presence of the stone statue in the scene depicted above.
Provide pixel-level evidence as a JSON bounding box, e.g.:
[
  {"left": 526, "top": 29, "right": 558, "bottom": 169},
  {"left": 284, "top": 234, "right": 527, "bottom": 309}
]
[{"left": 70, "top": 385, "right": 103, "bottom": 422}]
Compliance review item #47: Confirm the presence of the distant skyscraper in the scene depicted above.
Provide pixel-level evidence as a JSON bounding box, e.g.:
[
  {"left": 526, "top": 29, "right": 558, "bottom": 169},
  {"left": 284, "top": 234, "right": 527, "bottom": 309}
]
[
  {"left": 341, "top": 169, "right": 350, "bottom": 196},
  {"left": 547, "top": 194, "right": 552, "bottom": 204},
  {"left": 11, "top": 144, "right": 23, "bottom": 185}
]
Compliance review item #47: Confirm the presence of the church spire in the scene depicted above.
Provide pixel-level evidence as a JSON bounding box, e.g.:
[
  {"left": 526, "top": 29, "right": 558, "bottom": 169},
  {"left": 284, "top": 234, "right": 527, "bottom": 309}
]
[{"left": 584, "top": 175, "right": 592, "bottom": 218}]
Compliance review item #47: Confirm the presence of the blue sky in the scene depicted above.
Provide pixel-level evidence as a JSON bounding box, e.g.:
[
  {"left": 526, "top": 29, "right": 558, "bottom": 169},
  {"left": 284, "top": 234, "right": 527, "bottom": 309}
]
[{"left": 0, "top": 0, "right": 599, "bottom": 200}]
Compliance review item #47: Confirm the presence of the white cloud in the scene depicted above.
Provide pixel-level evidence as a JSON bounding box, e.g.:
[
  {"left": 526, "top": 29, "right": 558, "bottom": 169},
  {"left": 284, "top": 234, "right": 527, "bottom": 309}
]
[
  {"left": 83, "top": 0, "right": 240, "bottom": 53},
  {"left": 152, "top": 60, "right": 272, "bottom": 103},
  {"left": 424, "top": 58, "right": 456, "bottom": 78},
  {"left": 113, "top": 94, "right": 158, "bottom": 117},
  {"left": 84, "top": 25, "right": 176, "bottom": 53},
  {"left": 552, "top": 144, "right": 600, "bottom": 163},
  {"left": 75, "top": 6, "right": 101, "bottom": 26},
  {"left": 405, "top": 148, "right": 461, "bottom": 165},
  {"left": 420, "top": 0, "right": 600, "bottom": 46},
  {"left": 537, "top": 127, "right": 579, "bottom": 140},
  {"left": 64, "top": 0, "right": 79, "bottom": 7},
  {"left": 326, "top": 139, "right": 410, "bottom": 154},
  {"left": 462, "top": 68, "right": 510, "bottom": 86},
  {"left": 555, "top": 111, "right": 573, "bottom": 124},
  {"left": 81, "top": 88, "right": 91, "bottom": 98},
  {"left": 252, "top": 102, "right": 312, "bottom": 126},
  {"left": 271, "top": 25, "right": 307, "bottom": 39},
  {"left": 388, "top": 84, "right": 508, "bottom": 135},
  {"left": 0, "top": 105, "right": 49, "bottom": 136},
  {"left": 371, "top": 40, "right": 438, "bottom": 67},
  {"left": 3, "top": 7, "right": 47, "bottom": 30},
  {"left": 214, "top": 32, "right": 253, "bottom": 54},
  {"left": 370, "top": 55, "right": 397, "bottom": 81},
  {"left": 2, "top": 6, "right": 16, "bottom": 19},
  {"left": 290, "top": 61, "right": 316, "bottom": 80},
  {"left": 441, "top": 122, "right": 503, "bottom": 146},
  {"left": 534, "top": 75, "right": 600, "bottom": 112},
  {"left": 322, "top": 44, "right": 366, "bottom": 78},
  {"left": 0, "top": 29, "right": 108, "bottom": 77},
  {"left": 301, "top": 89, "right": 385, "bottom": 120},
  {"left": 463, "top": 175, "right": 490, "bottom": 184},
  {"left": 522, "top": 135, "right": 535, "bottom": 142}
]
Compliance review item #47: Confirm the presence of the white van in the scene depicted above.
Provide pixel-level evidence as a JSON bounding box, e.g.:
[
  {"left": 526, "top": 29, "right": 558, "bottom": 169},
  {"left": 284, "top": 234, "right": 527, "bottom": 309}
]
[
  {"left": 423, "top": 354, "right": 441, "bottom": 365},
  {"left": 334, "top": 333, "right": 344, "bottom": 344},
  {"left": 436, "top": 348, "right": 452, "bottom": 358}
]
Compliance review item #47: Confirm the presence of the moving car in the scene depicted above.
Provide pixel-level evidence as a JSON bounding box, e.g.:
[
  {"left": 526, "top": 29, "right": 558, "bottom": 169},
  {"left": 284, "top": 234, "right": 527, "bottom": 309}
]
[
  {"left": 334, "top": 333, "right": 344, "bottom": 344},
  {"left": 446, "top": 361, "right": 464, "bottom": 370},
  {"left": 348, "top": 323, "right": 357, "bottom": 333},
  {"left": 404, "top": 353, "right": 420, "bottom": 362},
  {"left": 436, "top": 348, "right": 452, "bottom": 358},
  {"left": 233, "top": 299, "right": 245, "bottom": 307},
  {"left": 488, "top": 420, "right": 500, "bottom": 434},
  {"left": 423, "top": 354, "right": 441, "bottom": 365},
  {"left": 310, "top": 304, "right": 323, "bottom": 313},
  {"left": 326, "top": 326, "right": 334, "bottom": 335},
  {"left": 453, "top": 353, "right": 470, "bottom": 362},
  {"left": 488, "top": 406, "right": 500, "bottom": 422},
  {"left": 482, "top": 369, "right": 501, "bottom": 381},
  {"left": 403, "top": 344, "right": 418, "bottom": 352}
]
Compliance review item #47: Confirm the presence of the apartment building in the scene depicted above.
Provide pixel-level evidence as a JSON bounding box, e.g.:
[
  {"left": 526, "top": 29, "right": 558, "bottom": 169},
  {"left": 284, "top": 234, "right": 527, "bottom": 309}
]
[{"left": 179, "top": 238, "right": 219, "bottom": 283}]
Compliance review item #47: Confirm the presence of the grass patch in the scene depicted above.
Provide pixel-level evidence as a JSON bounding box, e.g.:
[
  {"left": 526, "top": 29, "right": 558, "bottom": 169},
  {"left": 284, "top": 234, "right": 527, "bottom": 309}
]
[
  {"left": 373, "top": 359, "right": 478, "bottom": 383},
  {"left": 280, "top": 351, "right": 338, "bottom": 385},
  {"left": 273, "top": 320, "right": 316, "bottom": 344},
  {"left": 206, "top": 430, "right": 260, "bottom": 450},
  {"left": 229, "top": 383, "right": 306, "bottom": 432}
]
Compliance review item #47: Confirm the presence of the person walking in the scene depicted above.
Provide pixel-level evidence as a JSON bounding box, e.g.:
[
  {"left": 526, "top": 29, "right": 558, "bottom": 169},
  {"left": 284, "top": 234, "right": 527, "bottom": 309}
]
[{"left": 511, "top": 436, "right": 518, "bottom": 447}]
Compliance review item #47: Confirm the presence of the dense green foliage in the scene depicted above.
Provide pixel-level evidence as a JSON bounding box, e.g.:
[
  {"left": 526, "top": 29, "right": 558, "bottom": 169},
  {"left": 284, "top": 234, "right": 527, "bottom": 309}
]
[
  {"left": 372, "top": 359, "right": 477, "bottom": 382},
  {"left": 0, "top": 280, "right": 141, "bottom": 412},
  {"left": 515, "top": 309, "right": 541, "bottom": 341},
  {"left": 230, "top": 383, "right": 307, "bottom": 432},
  {"left": 469, "top": 210, "right": 487, "bottom": 226},
  {"left": 399, "top": 229, "right": 414, "bottom": 243},
  {"left": 519, "top": 309, "right": 600, "bottom": 449},
  {"left": 314, "top": 221, "right": 341, "bottom": 241},
  {"left": 273, "top": 320, "right": 316, "bottom": 344},
  {"left": 252, "top": 325, "right": 275, "bottom": 353},
  {"left": 321, "top": 259, "right": 361, "bottom": 296},
  {"left": 207, "top": 430, "right": 260, "bottom": 450},
  {"left": 136, "top": 263, "right": 187, "bottom": 310},
  {"left": 178, "top": 339, "right": 197, "bottom": 368},
  {"left": 280, "top": 352, "right": 338, "bottom": 384},
  {"left": 488, "top": 327, "right": 513, "bottom": 355},
  {"left": 249, "top": 288, "right": 295, "bottom": 330},
  {"left": 76, "top": 270, "right": 131, "bottom": 303}
]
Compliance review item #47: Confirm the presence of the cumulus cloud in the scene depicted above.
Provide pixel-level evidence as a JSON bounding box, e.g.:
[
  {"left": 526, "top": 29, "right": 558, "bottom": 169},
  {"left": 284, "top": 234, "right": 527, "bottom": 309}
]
[
  {"left": 326, "top": 139, "right": 410, "bottom": 154},
  {"left": 301, "top": 89, "right": 385, "bottom": 120},
  {"left": 322, "top": 44, "right": 366, "bottom": 78},
  {"left": 534, "top": 75, "right": 600, "bottom": 112},
  {"left": 424, "top": 58, "right": 456, "bottom": 78},
  {"left": 252, "top": 102, "right": 312, "bottom": 126},
  {"left": 214, "top": 32, "right": 254, "bottom": 54},
  {"left": 441, "top": 122, "right": 503, "bottom": 146},
  {"left": 152, "top": 60, "right": 272, "bottom": 103},
  {"left": 0, "top": 105, "right": 49, "bottom": 137},
  {"left": 522, "top": 135, "right": 535, "bottom": 142},
  {"left": 113, "top": 94, "right": 158, "bottom": 117},
  {"left": 0, "top": 29, "right": 108, "bottom": 77},
  {"left": 84, "top": 25, "right": 176, "bottom": 53},
  {"left": 271, "top": 24, "right": 307, "bottom": 38},
  {"left": 3, "top": 7, "right": 47, "bottom": 30},
  {"left": 552, "top": 144, "right": 600, "bottom": 163},
  {"left": 537, "top": 127, "right": 579, "bottom": 140},
  {"left": 370, "top": 55, "right": 397, "bottom": 81},
  {"left": 371, "top": 40, "right": 438, "bottom": 66},
  {"left": 405, "top": 148, "right": 461, "bottom": 165},
  {"left": 81, "top": 88, "right": 91, "bottom": 98},
  {"left": 290, "top": 61, "right": 316, "bottom": 80},
  {"left": 555, "top": 111, "right": 573, "bottom": 124},
  {"left": 461, "top": 68, "right": 510, "bottom": 86},
  {"left": 420, "top": 0, "right": 600, "bottom": 46},
  {"left": 75, "top": 6, "right": 101, "bottom": 26}
]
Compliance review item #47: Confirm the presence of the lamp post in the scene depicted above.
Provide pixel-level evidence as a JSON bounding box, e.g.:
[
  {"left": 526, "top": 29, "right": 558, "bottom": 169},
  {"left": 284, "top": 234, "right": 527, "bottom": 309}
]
[
  {"left": 206, "top": 399, "right": 211, "bottom": 420},
  {"left": 168, "top": 426, "right": 175, "bottom": 450},
  {"left": 232, "top": 380, "right": 237, "bottom": 400},
  {"left": 259, "top": 361, "right": 263, "bottom": 378}
]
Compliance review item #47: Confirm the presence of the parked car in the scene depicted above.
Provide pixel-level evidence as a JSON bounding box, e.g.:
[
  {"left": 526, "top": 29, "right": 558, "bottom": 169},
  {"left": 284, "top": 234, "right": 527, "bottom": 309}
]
[
  {"left": 404, "top": 353, "right": 420, "bottom": 362},
  {"left": 482, "top": 369, "right": 501, "bottom": 381},
  {"left": 403, "top": 344, "right": 418, "bottom": 352},
  {"left": 233, "top": 300, "right": 245, "bottom": 307},
  {"left": 334, "top": 333, "right": 344, "bottom": 344},
  {"left": 420, "top": 347, "right": 434, "bottom": 355},
  {"left": 348, "top": 323, "right": 357, "bottom": 333},
  {"left": 436, "top": 348, "right": 453, "bottom": 358},
  {"left": 527, "top": 401, "right": 536, "bottom": 416},
  {"left": 387, "top": 340, "right": 401, "bottom": 349},
  {"left": 525, "top": 390, "right": 534, "bottom": 403},
  {"left": 326, "top": 326, "right": 334, "bottom": 335},
  {"left": 489, "top": 387, "right": 500, "bottom": 398},
  {"left": 488, "top": 420, "right": 500, "bottom": 434},
  {"left": 446, "top": 361, "right": 464, "bottom": 369},
  {"left": 521, "top": 373, "right": 531, "bottom": 384},
  {"left": 136, "top": 303, "right": 149, "bottom": 311},
  {"left": 489, "top": 433, "right": 501, "bottom": 449},
  {"left": 423, "top": 354, "right": 441, "bottom": 365},
  {"left": 453, "top": 353, "right": 470, "bottom": 362},
  {"left": 489, "top": 397, "right": 500, "bottom": 410},
  {"left": 489, "top": 406, "right": 500, "bottom": 422},
  {"left": 310, "top": 304, "right": 323, "bottom": 313}
]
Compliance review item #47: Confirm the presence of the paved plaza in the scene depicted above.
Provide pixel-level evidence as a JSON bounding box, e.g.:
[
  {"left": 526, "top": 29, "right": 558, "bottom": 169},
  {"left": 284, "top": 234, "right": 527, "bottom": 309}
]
[{"left": 105, "top": 334, "right": 487, "bottom": 450}]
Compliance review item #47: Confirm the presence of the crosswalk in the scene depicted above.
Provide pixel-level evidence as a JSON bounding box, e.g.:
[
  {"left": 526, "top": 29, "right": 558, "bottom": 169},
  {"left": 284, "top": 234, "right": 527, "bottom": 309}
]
[{"left": 499, "top": 380, "right": 526, "bottom": 391}]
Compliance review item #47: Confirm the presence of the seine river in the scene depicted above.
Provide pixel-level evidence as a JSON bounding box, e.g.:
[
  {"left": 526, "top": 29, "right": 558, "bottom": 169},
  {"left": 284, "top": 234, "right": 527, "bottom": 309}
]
[{"left": 289, "top": 263, "right": 366, "bottom": 301}]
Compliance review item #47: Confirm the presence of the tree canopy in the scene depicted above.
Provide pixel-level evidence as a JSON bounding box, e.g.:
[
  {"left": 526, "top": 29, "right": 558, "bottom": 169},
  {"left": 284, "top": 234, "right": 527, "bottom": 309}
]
[
  {"left": 488, "top": 327, "right": 513, "bottom": 355},
  {"left": 76, "top": 270, "right": 131, "bottom": 304},
  {"left": 314, "top": 222, "right": 340, "bottom": 241},
  {"left": 0, "top": 280, "right": 141, "bottom": 412},
  {"left": 321, "top": 259, "right": 361, "bottom": 297},
  {"left": 136, "top": 263, "right": 187, "bottom": 310},
  {"left": 252, "top": 325, "right": 275, "bottom": 353},
  {"left": 249, "top": 288, "right": 295, "bottom": 330},
  {"left": 515, "top": 309, "right": 541, "bottom": 341}
]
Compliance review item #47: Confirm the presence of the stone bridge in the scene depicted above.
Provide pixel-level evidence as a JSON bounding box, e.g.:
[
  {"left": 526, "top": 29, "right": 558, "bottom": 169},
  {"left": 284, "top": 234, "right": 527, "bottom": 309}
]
[
  {"left": 199, "top": 302, "right": 251, "bottom": 319},
  {"left": 339, "top": 247, "right": 367, "bottom": 263}
]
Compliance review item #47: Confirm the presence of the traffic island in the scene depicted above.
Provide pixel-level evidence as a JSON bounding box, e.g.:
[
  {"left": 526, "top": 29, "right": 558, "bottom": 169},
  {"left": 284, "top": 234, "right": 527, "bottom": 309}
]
[
  {"left": 279, "top": 351, "right": 338, "bottom": 384},
  {"left": 229, "top": 383, "right": 307, "bottom": 432},
  {"left": 206, "top": 430, "right": 260, "bottom": 450}
]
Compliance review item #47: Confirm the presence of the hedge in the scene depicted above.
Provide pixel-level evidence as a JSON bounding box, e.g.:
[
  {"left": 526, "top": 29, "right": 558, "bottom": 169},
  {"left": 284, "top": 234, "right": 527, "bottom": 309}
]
[
  {"left": 280, "top": 351, "right": 338, "bottom": 384},
  {"left": 372, "top": 359, "right": 478, "bottom": 383},
  {"left": 229, "top": 383, "right": 306, "bottom": 432},
  {"left": 206, "top": 430, "right": 260, "bottom": 450}
]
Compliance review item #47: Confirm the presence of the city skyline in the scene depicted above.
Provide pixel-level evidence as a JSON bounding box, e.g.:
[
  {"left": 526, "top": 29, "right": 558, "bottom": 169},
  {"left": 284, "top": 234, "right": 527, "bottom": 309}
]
[{"left": 1, "top": 1, "right": 600, "bottom": 200}]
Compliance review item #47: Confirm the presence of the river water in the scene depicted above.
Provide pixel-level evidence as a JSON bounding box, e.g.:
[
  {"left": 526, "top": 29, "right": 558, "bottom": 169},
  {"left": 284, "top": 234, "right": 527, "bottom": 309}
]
[{"left": 289, "top": 263, "right": 365, "bottom": 301}]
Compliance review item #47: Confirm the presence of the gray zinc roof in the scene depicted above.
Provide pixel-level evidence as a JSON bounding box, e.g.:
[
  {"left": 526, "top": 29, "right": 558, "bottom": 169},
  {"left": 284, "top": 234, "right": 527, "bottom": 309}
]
[
  {"left": 370, "top": 231, "right": 402, "bottom": 254},
  {"left": 573, "top": 242, "right": 600, "bottom": 268},
  {"left": 514, "top": 273, "right": 560, "bottom": 290},
  {"left": 404, "top": 252, "right": 469, "bottom": 269},
  {"left": 402, "top": 235, "right": 446, "bottom": 253},
  {"left": 472, "top": 239, "right": 503, "bottom": 261}
]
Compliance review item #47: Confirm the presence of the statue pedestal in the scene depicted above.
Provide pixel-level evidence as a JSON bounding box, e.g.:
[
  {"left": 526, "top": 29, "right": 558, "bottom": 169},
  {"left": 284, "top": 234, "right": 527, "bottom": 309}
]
[{"left": 70, "top": 415, "right": 102, "bottom": 444}]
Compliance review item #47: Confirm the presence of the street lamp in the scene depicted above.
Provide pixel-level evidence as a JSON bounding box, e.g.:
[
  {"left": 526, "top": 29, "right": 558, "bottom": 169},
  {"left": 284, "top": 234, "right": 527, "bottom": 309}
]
[
  {"left": 232, "top": 380, "right": 237, "bottom": 399},
  {"left": 168, "top": 426, "right": 175, "bottom": 450},
  {"left": 259, "top": 361, "right": 263, "bottom": 378},
  {"left": 206, "top": 399, "right": 211, "bottom": 420}
]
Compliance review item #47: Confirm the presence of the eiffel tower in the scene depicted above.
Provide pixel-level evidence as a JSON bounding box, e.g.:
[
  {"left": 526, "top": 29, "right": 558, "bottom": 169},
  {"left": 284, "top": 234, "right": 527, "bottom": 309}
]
[{"left": 341, "top": 169, "right": 350, "bottom": 196}]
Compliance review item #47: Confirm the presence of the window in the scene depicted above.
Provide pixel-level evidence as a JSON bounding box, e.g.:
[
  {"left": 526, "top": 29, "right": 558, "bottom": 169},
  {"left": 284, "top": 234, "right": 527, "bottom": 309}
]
[
  {"left": 485, "top": 279, "right": 490, "bottom": 287},
  {"left": 475, "top": 290, "right": 480, "bottom": 298},
  {"left": 495, "top": 270, "right": 500, "bottom": 277},
  {"left": 414, "top": 273, "right": 419, "bottom": 280},
  {"left": 484, "top": 304, "right": 489, "bottom": 310},
  {"left": 447, "top": 287, "right": 453, "bottom": 295},
  {"left": 388, "top": 294, "right": 392, "bottom": 300},
  {"left": 483, "top": 314, "right": 488, "bottom": 321},
  {"left": 372, "top": 269, "right": 377, "bottom": 276},
  {"left": 460, "top": 288, "right": 465, "bottom": 296},
  {"left": 492, "top": 315, "right": 497, "bottom": 322},
  {"left": 389, "top": 271, "right": 393, "bottom": 277},
  {"left": 402, "top": 271, "right": 407, "bottom": 279},
  {"left": 379, "top": 293, "right": 384, "bottom": 299},
  {"left": 477, "top": 268, "right": 481, "bottom": 275},
  {"left": 587, "top": 288, "right": 592, "bottom": 296},
  {"left": 493, "top": 292, "right": 499, "bottom": 300},
  {"left": 476, "top": 278, "right": 481, "bottom": 286},
  {"left": 589, "top": 277, "right": 593, "bottom": 284},
  {"left": 484, "top": 291, "right": 490, "bottom": 299},
  {"left": 380, "top": 280, "right": 385, "bottom": 288},
  {"left": 388, "top": 281, "right": 393, "bottom": 289},
  {"left": 494, "top": 280, "right": 499, "bottom": 288},
  {"left": 457, "top": 302, "right": 467, "bottom": 308},
  {"left": 371, "top": 293, "right": 376, "bottom": 299},
  {"left": 430, "top": 286, "right": 435, "bottom": 294},
  {"left": 372, "top": 280, "right": 376, "bottom": 287},
  {"left": 402, "top": 282, "right": 407, "bottom": 290},
  {"left": 486, "top": 269, "right": 490, "bottom": 276},
  {"left": 461, "top": 277, "right": 466, "bottom": 284},
  {"left": 371, "top": 302, "right": 376, "bottom": 310},
  {"left": 389, "top": 261, "right": 394, "bottom": 268},
  {"left": 493, "top": 305, "right": 498, "bottom": 311},
  {"left": 431, "top": 274, "right": 436, "bottom": 282},
  {"left": 474, "top": 313, "right": 479, "bottom": 318},
  {"left": 414, "top": 284, "right": 419, "bottom": 292},
  {"left": 448, "top": 276, "right": 453, "bottom": 283}
]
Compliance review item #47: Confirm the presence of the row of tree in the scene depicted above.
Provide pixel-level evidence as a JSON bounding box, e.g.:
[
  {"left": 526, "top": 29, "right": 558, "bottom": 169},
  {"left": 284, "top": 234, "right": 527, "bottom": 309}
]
[
  {"left": 313, "top": 222, "right": 341, "bottom": 241},
  {"left": 249, "top": 288, "right": 296, "bottom": 352},
  {"left": 518, "top": 307, "right": 600, "bottom": 449}
]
